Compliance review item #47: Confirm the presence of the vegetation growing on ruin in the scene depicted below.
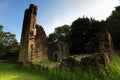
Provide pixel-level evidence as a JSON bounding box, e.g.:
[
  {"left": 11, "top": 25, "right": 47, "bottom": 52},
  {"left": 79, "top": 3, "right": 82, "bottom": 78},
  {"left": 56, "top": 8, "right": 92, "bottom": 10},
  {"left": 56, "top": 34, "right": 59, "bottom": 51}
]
[
  {"left": 0, "top": 54, "right": 120, "bottom": 80},
  {"left": 47, "top": 6, "right": 120, "bottom": 54},
  {"left": 0, "top": 3, "right": 120, "bottom": 80}
]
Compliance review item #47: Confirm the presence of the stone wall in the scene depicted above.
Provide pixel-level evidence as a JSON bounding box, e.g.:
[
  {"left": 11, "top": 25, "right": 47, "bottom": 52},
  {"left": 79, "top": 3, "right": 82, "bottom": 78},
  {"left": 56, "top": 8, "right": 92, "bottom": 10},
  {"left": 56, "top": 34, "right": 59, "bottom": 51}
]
[
  {"left": 60, "top": 32, "right": 114, "bottom": 71},
  {"left": 99, "top": 32, "right": 114, "bottom": 61},
  {"left": 19, "top": 4, "right": 48, "bottom": 64},
  {"left": 60, "top": 53, "right": 109, "bottom": 71},
  {"left": 34, "top": 24, "right": 48, "bottom": 61},
  {"left": 18, "top": 4, "right": 114, "bottom": 70},
  {"left": 48, "top": 42, "right": 69, "bottom": 62}
]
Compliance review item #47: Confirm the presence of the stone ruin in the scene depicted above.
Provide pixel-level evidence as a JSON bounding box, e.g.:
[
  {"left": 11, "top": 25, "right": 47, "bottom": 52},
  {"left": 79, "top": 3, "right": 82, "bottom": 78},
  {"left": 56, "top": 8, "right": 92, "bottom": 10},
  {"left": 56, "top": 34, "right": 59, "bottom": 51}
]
[
  {"left": 18, "top": 4, "right": 114, "bottom": 70},
  {"left": 60, "top": 32, "right": 114, "bottom": 71},
  {"left": 19, "top": 4, "right": 48, "bottom": 64},
  {"left": 48, "top": 42, "right": 69, "bottom": 62},
  {"left": 19, "top": 4, "right": 69, "bottom": 65}
]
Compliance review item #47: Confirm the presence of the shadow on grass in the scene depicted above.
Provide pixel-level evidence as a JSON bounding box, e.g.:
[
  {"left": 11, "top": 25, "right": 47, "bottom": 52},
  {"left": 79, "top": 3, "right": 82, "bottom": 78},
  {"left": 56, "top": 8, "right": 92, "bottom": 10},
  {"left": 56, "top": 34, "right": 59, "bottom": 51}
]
[
  {"left": 1, "top": 54, "right": 120, "bottom": 80},
  {"left": 0, "top": 62, "right": 47, "bottom": 80}
]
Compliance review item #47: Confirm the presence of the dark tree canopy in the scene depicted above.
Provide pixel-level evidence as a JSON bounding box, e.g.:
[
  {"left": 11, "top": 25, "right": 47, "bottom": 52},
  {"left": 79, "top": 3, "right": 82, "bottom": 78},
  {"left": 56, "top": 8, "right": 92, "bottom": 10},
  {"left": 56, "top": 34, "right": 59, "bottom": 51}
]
[
  {"left": 47, "top": 25, "right": 70, "bottom": 43},
  {"left": 47, "top": 6, "right": 120, "bottom": 54},
  {"left": 0, "top": 25, "right": 19, "bottom": 56},
  {"left": 69, "top": 17, "right": 102, "bottom": 54},
  {"left": 0, "top": 25, "right": 3, "bottom": 43},
  {"left": 105, "top": 6, "right": 120, "bottom": 50}
]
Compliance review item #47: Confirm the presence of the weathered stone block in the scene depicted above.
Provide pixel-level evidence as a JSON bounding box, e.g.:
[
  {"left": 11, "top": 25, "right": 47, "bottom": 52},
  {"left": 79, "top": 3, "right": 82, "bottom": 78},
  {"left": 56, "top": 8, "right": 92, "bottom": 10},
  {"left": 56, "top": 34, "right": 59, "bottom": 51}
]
[{"left": 19, "top": 4, "right": 48, "bottom": 64}]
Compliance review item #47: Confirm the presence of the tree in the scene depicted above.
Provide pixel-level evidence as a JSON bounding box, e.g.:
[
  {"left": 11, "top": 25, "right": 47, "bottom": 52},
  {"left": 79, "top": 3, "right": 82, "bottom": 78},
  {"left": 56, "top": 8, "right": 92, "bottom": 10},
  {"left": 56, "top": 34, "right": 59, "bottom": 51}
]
[
  {"left": 2, "top": 32, "right": 17, "bottom": 46},
  {"left": 0, "top": 25, "right": 3, "bottom": 43},
  {"left": 69, "top": 17, "right": 102, "bottom": 54},
  {"left": 47, "top": 25, "right": 70, "bottom": 43},
  {"left": 106, "top": 6, "right": 120, "bottom": 50},
  {"left": 47, "top": 33, "right": 58, "bottom": 43},
  {"left": 0, "top": 25, "right": 4, "bottom": 56},
  {"left": 0, "top": 25, "right": 19, "bottom": 56}
]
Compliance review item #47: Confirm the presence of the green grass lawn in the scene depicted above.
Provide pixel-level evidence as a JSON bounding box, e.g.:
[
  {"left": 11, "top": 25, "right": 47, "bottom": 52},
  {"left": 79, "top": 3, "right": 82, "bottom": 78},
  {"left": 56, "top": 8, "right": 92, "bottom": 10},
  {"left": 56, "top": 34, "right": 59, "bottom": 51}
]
[
  {"left": 0, "top": 62, "right": 47, "bottom": 80},
  {"left": 36, "top": 61, "right": 59, "bottom": 65},
  {"left": 1, "top": 54, "right": 120, "bottom": 80}
]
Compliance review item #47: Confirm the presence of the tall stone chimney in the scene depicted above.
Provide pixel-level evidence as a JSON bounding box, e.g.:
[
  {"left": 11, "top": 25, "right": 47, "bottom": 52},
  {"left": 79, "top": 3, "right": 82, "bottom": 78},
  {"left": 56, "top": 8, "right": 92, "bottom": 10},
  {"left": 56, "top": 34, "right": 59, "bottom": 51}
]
[{"left": 19, "top": 4, "right": 48, "bottom": 64}]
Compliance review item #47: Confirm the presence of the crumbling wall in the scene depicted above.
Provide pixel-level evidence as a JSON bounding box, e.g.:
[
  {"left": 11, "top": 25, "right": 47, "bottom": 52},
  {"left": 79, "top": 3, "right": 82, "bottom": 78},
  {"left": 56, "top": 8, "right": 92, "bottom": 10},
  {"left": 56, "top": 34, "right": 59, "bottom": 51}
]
[
  {"left": 18, "top": 5, "right": 34, "bottom": 63},
  {"left": 60, "top": 32, "right": 114, "bottom": 71},
  {"left": 48, "top": 42, "right": 69, "bottom": 62},
  {"left": 19, "top": 4, "right": 48, "bottom": 64},
  {"left": 60, "top": 54, "right": 109, "bottom": 71},
  {"left": 34, "top": 24, "right": 48, "bottom": 61}
]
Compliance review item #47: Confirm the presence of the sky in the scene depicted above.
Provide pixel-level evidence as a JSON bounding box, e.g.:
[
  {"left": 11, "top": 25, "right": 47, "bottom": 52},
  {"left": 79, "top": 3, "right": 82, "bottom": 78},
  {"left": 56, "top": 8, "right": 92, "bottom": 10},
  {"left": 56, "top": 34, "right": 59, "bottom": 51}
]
[{"left": 0, "top": 0, "right": 119, "bottom": 42}]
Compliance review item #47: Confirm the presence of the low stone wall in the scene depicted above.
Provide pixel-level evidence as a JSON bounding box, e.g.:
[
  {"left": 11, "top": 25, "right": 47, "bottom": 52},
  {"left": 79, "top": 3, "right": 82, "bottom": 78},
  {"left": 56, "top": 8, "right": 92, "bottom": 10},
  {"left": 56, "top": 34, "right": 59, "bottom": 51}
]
[
  {"left": 21, "top": 53, "right": 110, "bottom": 71},
  {"left": 60, "top": 53, "right": 110, "bottom": 71}
]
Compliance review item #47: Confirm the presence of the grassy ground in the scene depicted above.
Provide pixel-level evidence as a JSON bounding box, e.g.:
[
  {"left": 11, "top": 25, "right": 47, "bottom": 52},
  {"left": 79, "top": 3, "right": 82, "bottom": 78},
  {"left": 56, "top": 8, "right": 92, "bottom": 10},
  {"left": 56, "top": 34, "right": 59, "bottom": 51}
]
[
  {"left": 0, "top": 55, "right": 120, "bottom": 80},
  {"left": 0, "top": 62, "right": 47, "bottom": 80},
  {"left": 36, "top": 61, "right": 59, "bottom": 65}
]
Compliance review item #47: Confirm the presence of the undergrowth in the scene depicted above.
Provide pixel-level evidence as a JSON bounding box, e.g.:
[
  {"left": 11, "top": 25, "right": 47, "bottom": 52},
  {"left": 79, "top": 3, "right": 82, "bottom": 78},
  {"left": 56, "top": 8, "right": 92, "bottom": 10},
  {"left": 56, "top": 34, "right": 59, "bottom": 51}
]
[{"left": 0, "top": 54, "right": 120, "bottom": 80}]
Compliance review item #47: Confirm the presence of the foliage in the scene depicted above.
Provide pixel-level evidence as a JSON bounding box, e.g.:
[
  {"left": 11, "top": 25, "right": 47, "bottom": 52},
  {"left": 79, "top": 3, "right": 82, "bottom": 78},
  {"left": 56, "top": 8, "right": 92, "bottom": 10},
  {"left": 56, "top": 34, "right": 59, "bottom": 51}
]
[
  {"left": 0, "top": 62, "right": 47, "bottom": 80},
  {"left": 47, "top": 6, "right": 120, "bottom": 53},
  {"left": 47, "top": 25, "right": 70, "bottom": 43},
  {"left": 105, "top": 6, "right": 120, "bottom": 50},
  {"left": 47, "top": 33, "right": 58, "bottom": 43},
  {"left": 0, "top": 25, "right": 3, "bottom": 43},
  {"left": 0, "top": 25, "right": 19, "bottom": 56},
  {"left": 1, "top": 54, "right": 120, "bottom": 80},
  {"left": 0, "top": 43, "right": 6, "bottom": 56},
  {"left": 69, "top": 17, "right": 102, "bottom": 54}
]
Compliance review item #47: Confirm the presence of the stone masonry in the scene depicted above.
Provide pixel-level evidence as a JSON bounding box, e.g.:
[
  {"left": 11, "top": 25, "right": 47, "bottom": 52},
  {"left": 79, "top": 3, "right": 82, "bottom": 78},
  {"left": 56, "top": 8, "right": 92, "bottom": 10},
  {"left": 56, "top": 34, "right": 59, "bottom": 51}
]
[
  {"left": 48, "top": 42, "right": 69, "bottom": 62},
  {"left": 19, "top": 4, "right": 48, "bottom": 64},
  {"left": 18, "top": 4, "right": 114, "bottom": 71},
  {"left": 60, "top": 32, "right": 114, "bottom": 71}
]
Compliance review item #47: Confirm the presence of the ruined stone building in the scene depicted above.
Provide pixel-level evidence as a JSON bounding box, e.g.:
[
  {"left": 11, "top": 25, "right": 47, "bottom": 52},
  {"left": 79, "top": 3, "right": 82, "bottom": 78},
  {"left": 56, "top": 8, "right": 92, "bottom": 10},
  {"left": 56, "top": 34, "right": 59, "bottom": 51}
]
[
  {"left": 60, "top": 32, "right": 114, "bottom": 70},
  {"left": 18, "top": 4, "right": 114, "bottom": 68},
  {"left": 18, "top": 4, "right": 69, "bottom": 64},
  {"left": 99, "top": 32, "right": 114, "bottom": 60},
  {"left": 48, "top": 42, "right": 69, "bottom": 62},
  {"left": 19, "top": 4, "right": 48, "bottom": 64}
]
